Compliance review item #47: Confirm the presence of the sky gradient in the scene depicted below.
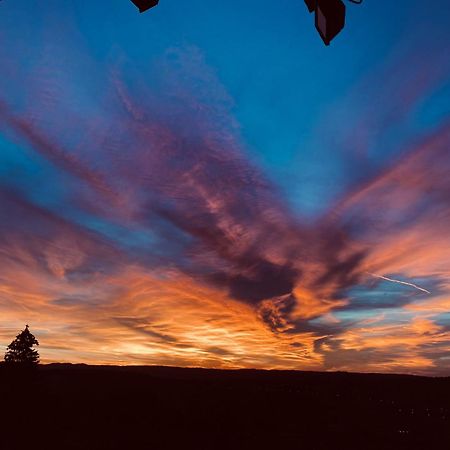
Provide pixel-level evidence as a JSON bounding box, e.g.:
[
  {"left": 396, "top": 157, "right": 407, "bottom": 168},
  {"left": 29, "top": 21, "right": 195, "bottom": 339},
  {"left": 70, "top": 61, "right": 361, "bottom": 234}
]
[{"left": 1, "top": 0, "right": 450, "bottom": 375}]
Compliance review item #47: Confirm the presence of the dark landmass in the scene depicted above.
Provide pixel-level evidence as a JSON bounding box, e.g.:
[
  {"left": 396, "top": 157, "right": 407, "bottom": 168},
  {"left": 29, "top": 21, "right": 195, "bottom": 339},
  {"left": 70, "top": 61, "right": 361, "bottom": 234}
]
[{"left": 1, "top": 363, "right": 449, "bottom": 449}]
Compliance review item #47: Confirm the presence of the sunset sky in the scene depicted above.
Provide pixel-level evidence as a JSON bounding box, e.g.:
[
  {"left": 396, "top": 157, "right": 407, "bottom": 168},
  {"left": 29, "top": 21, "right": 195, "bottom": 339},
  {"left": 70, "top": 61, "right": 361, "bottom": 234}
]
[{"left": 0, "top": 0, "right": 450, "bottom": 375}]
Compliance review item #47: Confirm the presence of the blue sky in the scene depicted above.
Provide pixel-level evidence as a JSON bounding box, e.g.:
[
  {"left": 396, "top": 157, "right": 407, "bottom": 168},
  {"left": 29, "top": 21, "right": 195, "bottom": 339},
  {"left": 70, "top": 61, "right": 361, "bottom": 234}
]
[{"left": 2, "top": 0, "right": 449, "bottom": 215}]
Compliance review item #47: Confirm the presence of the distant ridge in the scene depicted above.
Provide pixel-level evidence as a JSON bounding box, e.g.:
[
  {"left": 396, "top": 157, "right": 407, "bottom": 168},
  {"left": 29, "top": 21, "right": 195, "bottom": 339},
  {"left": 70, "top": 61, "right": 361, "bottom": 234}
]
[{"left": 2, "top": 362, "right": 449, "bottom": 449}]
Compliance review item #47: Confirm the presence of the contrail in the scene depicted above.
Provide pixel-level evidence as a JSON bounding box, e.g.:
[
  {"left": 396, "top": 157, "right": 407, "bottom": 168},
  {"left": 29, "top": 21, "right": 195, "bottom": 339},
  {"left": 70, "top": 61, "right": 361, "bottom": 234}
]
[{"left": 366, "top": 272, "right": 431, "bottom": 295}]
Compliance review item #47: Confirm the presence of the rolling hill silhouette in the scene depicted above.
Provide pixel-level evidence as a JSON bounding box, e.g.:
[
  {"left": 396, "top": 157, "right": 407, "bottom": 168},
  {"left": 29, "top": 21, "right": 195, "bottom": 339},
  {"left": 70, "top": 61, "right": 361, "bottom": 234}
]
[{"left": 1, "top": 364, "right": 449, "bottom": 449}]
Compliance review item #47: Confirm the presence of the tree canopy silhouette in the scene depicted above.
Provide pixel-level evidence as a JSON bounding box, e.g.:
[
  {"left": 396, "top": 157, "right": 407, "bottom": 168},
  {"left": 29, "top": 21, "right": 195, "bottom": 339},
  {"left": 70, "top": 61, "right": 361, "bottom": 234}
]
[{"left": 4, "top": 325, "right": 40, "bottom": 365}]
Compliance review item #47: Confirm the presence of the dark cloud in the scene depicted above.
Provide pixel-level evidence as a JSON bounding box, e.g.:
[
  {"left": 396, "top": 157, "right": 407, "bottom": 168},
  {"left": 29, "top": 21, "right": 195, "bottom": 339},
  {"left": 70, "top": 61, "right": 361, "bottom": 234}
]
[
  {"left": 210, "top": 262, "right": 299, "bottom": 304},
  {"left": 0, "top": 187, "right": 124, "bottom": 279},
  {"left": 206, "top": 346, "right": 234, "bottom": 357},
  {"left": 115, "top": 317, "right": 179, "bottom": 344},
  {"left": 257, "top": 294, "right": 297, "bottom": 332},
  {"left": 314, "top": 250, "right": 367, "bottom": 299},
  {"left": 288, "top": 319, "right": 352, "bottom": 337}
]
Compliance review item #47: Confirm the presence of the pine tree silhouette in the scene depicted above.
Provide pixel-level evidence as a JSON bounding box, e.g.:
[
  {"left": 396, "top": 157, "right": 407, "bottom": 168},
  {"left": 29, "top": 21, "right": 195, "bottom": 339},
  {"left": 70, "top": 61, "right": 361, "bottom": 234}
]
[{"left": 4, "top": 325, "right": 40, "bottom": 365}]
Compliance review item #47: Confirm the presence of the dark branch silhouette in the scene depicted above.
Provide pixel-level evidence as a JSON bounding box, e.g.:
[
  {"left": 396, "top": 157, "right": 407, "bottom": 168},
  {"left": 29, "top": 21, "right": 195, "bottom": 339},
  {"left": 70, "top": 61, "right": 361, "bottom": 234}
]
[
  {"left": 130, "top": 0, "right": 159, "bottom": 13},
  {"left": 305, "top": 0, "right": 348, "bottom": 45}
]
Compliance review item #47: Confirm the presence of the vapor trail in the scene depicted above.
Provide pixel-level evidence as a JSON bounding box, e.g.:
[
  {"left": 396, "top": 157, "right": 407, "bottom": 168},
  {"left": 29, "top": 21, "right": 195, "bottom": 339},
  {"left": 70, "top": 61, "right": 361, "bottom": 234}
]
[{"left": 366, "top": 272, "right": 431, "bottom": 295}]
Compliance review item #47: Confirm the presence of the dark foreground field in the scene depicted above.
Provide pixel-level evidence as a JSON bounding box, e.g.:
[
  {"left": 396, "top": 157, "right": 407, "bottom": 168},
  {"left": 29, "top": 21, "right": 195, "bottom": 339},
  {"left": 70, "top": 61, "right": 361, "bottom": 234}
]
[{"left": 1, "top": 364, "right": 450, "bottom": 450}]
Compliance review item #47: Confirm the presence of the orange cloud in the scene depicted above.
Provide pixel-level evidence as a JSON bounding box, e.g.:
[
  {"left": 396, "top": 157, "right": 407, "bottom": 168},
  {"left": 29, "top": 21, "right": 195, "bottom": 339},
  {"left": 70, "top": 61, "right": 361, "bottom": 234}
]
[{"left": 0, "top": 258, "right": 322, "bottom": 369}]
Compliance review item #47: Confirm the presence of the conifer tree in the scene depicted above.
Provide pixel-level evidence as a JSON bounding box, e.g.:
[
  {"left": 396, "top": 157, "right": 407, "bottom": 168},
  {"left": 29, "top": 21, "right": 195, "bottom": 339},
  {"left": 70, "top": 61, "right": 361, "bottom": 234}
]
[{"left": 4, "top": 325, "right": 40, "bottom": 365}]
